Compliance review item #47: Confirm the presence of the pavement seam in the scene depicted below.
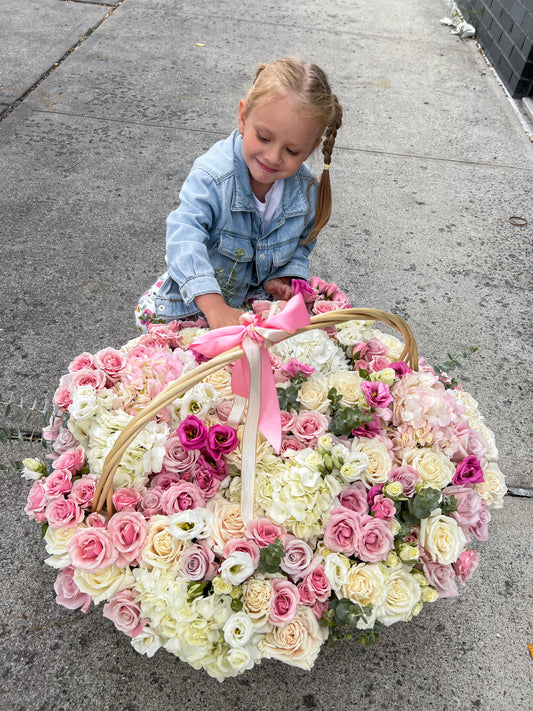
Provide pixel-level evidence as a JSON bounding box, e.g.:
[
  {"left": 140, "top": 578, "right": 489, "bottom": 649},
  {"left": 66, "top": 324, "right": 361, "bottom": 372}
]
[{"left": 0, "top": 0, "right": 125, "bottom": 123}]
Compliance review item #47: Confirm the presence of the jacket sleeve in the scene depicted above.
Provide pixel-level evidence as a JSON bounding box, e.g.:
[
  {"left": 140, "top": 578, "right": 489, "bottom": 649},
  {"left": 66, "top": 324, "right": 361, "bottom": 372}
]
[{"left": 165, "top": 167, "right": 223, "bottom": 305}]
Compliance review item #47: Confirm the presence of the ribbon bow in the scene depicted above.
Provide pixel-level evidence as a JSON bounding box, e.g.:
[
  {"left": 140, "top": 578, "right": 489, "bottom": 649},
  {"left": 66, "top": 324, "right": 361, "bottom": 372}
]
[{"left": 189, "top": 294, "right": 311, "bottom": 522}]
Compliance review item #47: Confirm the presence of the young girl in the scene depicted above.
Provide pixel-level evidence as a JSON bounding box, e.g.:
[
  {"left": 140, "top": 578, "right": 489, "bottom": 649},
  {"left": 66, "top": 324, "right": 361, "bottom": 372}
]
[{"left": 135, "top": 57, "right": 343, "bottom": 331}]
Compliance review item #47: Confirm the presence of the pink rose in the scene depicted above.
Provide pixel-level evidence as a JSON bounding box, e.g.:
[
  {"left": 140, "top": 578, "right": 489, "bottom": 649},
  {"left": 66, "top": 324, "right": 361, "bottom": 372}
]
[
  {"left": 358, "top": 515, "right": 394, "bottom": 562},
  {"left": 86, "top": 512, "right": 107, "bottom": 527},
  {"left": 181, "top": 541, "right": 216, "bottom": 581},
  {"left": 52, "top": 427, "right": 78, "bottom": 455},
  {"left": 69, "top": 367, "right": 107, "bottom": 393},
  {"left": 53, "top": 384, "right": 72, "bottom": 411},
  {"left": 369, "top": 355, "right": 393, "bottom": 372},
  {"left": 107, "top": 511, "right": 148, "bottom": 566},
  {"left": 338, "top": 481, "right": 369, "bottom": 515},
  {"left": 112, "top": 487, "right": 141, "bottom": 512},
  {"left": 161, "top": 481, "right": 205, "bottom": 514},
  {"left": 312, "top": 299, "right": 342, "bottom": 315},
  {"left": 280, "top": 536, "right": 319, "bottom": 580},
  {"left": 103, "top": 589, "right": 147, "bottom": 637},
  {"left": 366, "top": 338, "right": 389, "bottom": 358},
  {"left": 94, "top": 347, "right": 127, "bottom": 383},
  {"left": 269, "top": 579, "right": 300, "bottom": 626},
  {"left": 54, "top": 567, "right": 92, "bottom": 612},
  {"left": 25, "top": 479, "right": 50, "bottom": 522},
  {"left": 43, "top": 469, "right": 72, "bottom": 497},
  {"left": 280, "top": 436, "right": 308, "bottom": 455},
  {"left": 389, "top": 464, "right": 420, "bottom": 497},
  {"left": 68, "top": 352, "right": 96, "bottom": 373},
  {"left": 193, "top": 465, "right": 221, "bottom": 499},
  {"left": 69, "top": 475, "right": 97, "bottom": 507},
  {"left": 138, "top": 487, "right": 164, "bottom": 518},
  {"left": 281, "top": 359, "right": 315, "bottom": 379},
  {"left": 453, "top": 549, "right": 479, "bottom": 582},
  {"left": 311, "top": 599, "right": 329, "bottom": 621},
  {"left": 422, "top": 559, "right": 459, "bottom": 598},
  {"left": 300, "top": 565, "right": 331, "bottom": 603},
  {"left": 323, "top": 507, "right": 362, "bottom": 556},
  {"left": 162, "top": 433, "right": 200, "bottom": 475},
  {"left": 470, "top": 505, "right": 491, "bottom": 541},
  {"left": 370, "top": 495, "right": 396, "bottom": 520},
  {"left": 52, "top": 446, "right": 85, "bottom": 474},
  {"left": 443, "top": 484, "right": 484, "bottom": 534},
  {"left": 66, "top": 527, "right": 117, "bottom": 570},
  {"left": 215, "top": 399, "right": 234, "bottom": 423},
  {"left": 150, "top": 470, "right": 182, "bottom": 489},
  {"left": 280, "top": 409, "right": 298, "bottom": 433},
  {"left": 223, "top": 538, "right": 260, "bottom": 568},
  {"left": 45, "top": 498, "right": 85, "bottom": 528},
  {"left": 292, "top": 410, "right": 330, "bottom": 446},
  {"left": 450, "top": 421, "right": 488, "bottom": 462},
  {"left": 245, "top": 518, "right": 287, "bottom": 547}
]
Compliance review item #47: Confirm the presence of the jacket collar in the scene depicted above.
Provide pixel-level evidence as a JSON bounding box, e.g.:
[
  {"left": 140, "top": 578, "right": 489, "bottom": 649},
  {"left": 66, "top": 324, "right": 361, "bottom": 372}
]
[{"left": 231, "top": 130, "right": 310, "bottom": 217}]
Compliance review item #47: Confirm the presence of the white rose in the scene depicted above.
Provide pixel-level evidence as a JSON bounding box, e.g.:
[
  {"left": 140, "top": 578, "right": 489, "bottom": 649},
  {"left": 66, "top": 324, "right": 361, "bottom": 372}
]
[
  {"left": 131, "top": 625, "right": 164, "bottom": 658},
  {"left": 452, "top": 389, "right": 479, "bottom": 418},
  {"left": 242, "top": 577, "right": 274, "bottom": 629},
  {"left": 44, "top": 524, "right": 82, "bottom": 568},
  {"left": 352, "top": 437, "right": 392, "bottom": 486},
  {"left": 419, "top": 511, "right": 468, "bottom": 565},
  {"left": 226, "top": 645, "right": 256, "bottom": 674},
  {"left": 476, "top": 461, "right": 507, "bottom": 509},
  {"left": 468, "top": 419, "right": 499, "bottom": 460},
  {"left": 259, "top": 606, "right": 327, "bottom": 670},
  {"left": 324, "top": 553, "right": 350, "bottom": 592},
  {"left": 328, "top": 370, "right": 367, "bottom": 408},
  {"left": 405, "top": 448, "right": 455, "bottom": 489},
  {"left": 140, "top": 515, "right": 187, "bottom": 569},
  {"left": 375, "top": 565, "right": 422, "bottom": 626},
  {"left": 73, "top": 564, "right": 135, "bottom": 603},
  {"left": 372, "top": 330, "right": 404, "bottom": 359},
  {"left": 334, "top": 321, "right": 369, "bottom": 348},
  {"left": 370, "top": 368, "right": 396, "bottom": 386}
]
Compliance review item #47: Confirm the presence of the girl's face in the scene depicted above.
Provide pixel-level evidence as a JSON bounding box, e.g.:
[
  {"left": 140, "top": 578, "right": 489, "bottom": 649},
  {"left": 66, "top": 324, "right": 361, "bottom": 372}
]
[{"left": 238, "top": 95, "right": 323, "bottom": 200}]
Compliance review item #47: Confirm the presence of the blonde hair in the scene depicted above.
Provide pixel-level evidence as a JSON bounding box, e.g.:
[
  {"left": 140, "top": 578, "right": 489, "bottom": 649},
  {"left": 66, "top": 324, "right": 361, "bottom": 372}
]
[{"left": 243, "top": 58, "right": 343, "bottom": 245}]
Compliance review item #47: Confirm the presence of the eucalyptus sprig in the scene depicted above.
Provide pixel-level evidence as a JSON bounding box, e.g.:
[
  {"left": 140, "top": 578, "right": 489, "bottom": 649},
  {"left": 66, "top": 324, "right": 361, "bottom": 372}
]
[{"left": 433, "top": 346, "right": 479, "bottom": 388}]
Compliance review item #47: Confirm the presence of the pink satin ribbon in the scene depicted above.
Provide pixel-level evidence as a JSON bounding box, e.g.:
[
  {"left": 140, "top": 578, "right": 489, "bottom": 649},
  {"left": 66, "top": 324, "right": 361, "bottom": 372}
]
[{"left": 189, "top": 294, "right": 311, "bottom": 521}]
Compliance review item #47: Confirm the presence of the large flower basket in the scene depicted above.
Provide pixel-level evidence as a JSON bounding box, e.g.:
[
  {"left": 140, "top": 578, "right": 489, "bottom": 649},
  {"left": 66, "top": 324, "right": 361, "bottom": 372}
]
[{"left": 22, "top": 282, "right": 506, "bottom": 681}]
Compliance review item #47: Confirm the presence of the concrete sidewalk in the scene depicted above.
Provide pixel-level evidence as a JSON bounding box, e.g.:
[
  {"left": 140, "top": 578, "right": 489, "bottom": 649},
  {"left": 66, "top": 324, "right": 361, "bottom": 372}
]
[{"left": 0, "top": 0, "right": 532, "bottom": 709}]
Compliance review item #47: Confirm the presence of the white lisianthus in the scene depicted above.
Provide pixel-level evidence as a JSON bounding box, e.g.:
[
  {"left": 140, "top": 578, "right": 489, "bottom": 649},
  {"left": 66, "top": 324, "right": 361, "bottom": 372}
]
[
  {"left": 338, "top": 451, "right": 370, "bottom": 483},
  {"left": 419, "top": 510, "right": 468, "bottom": 565},
  {"left": 131, "top": 625, "right": 164, "bottom": 658},
  {"left": 220, "top": 551, "right": 255, "bottom": 585},
  {"left": 375, "top": 564, "right": 422, "bottom": 626},
  {"left": 178, "top": 382, "right": 219, "bottom": 420},
  {"left": 21, "top": 458, "right": 47, "bottom": 481},
  {"left": 223, "top": 611, "right": 255, "bottom": 647},
  {"left": 169, "top": 508, "right": 212, "bottom": 540},
  {"left": 226, "top": 645, "right": 256, "bottom": 674}
]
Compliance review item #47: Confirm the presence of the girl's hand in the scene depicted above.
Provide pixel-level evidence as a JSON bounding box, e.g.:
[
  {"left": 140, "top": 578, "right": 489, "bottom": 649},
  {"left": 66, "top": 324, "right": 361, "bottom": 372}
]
[
  {"left": 194, "top": 293, "right": 244, "bottom": 329},
  {"left": 264, "top": 277, "right": 292, "bottom": 301}
]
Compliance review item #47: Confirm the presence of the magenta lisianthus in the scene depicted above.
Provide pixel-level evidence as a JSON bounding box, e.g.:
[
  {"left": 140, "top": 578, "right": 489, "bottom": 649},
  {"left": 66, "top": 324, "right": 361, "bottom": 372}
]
[
  {"left": 361, "top": 380, "right": 393, "bottom": 408},
  {"left": 205, "top": 424, "right": 239, "bottom": 458},
  {"left": 390, "top": 361, "right": 413, "bottom": 377},
  {"left": 291, "top": 278, "right": 317, "bottom": 303},
  {"left": 352, "top": 413, "right": 382, "bottom": 439},
  {"left": 453, "top": 455, "right": 485, "bottom": 486},
  {"left": 177, "top": 415, "right": 208, "bottom": 450},
  {"left": 366, "top": 484, "right": 384, "bottom": 507}
]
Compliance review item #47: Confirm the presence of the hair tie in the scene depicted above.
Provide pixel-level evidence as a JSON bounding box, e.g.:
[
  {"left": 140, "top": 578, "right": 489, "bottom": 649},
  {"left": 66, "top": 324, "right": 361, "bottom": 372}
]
[{"left": 323, "top": 164, "right": 330, "bottom": 171}]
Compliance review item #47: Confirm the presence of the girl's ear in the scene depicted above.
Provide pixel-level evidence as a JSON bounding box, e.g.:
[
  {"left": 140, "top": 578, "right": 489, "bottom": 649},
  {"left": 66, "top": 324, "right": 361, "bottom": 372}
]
[{"left": 238, "top": 99, "right": 247, "bottom": 135}]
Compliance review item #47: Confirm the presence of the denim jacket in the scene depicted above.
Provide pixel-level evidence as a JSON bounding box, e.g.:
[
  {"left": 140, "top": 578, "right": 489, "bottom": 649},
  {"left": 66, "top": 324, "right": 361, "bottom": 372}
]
[{"left": 154, "top": 129, "right": 318, "bottom": 320}]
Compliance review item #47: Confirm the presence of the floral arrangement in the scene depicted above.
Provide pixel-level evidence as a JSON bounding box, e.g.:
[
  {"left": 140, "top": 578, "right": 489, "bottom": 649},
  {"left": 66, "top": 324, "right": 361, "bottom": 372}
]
[{"left": 21, "top": 278, "right": 506, "bottom": 681}]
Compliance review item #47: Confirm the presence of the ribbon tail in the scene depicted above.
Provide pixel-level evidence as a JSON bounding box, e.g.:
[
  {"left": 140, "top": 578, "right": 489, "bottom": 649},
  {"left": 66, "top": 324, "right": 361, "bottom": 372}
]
[
  {"left": 239, "top": 337, "right": 262, "bottom": 523},
  {"left": 258, "top": 350, "right": 282, "bottom": 453}
]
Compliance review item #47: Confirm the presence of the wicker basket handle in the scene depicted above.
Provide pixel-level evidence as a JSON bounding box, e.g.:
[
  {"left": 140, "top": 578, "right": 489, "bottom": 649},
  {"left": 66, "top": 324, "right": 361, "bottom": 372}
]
[{"left": 92, "top": 308, "right": 418, "bottom": 516}]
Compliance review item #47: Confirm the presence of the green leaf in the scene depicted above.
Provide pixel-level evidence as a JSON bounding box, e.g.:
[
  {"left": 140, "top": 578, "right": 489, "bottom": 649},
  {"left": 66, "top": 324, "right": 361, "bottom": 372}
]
[
  {"left": 409, "top": 487, "right": 441, "bottom": 520},
  {"left": 41, "top": 522, "right": 49, "bottom": 539},
  {"left": 230, "top": 598, "right": 243, "bottom": 612},
  {"left": 257, "top": 538, "right": 285, "bottom": 574}
]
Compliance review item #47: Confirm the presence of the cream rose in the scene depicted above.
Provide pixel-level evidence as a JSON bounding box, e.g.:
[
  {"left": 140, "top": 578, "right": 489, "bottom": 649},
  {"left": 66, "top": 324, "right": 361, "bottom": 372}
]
[
  {"left": 352, "top": 437, "right": 392, "bottom": 487},
  {"left": 296, "top": 375, "right": 331, "bottom": 413},
  {"left": 44, "top": 524, "right": 83, "bottom": 569},
  {"left": 208, "top": 498, "right": 246, "bottom": 551},
  {"left": 73, "top": 564, "right": 135, "bottom": 603},
  {"left": 242, "top": 577, "right": 274, "bottom": 628},
  {"left": 328, "top": 371, "right": 367, "bottom": 408},
  {"left": 476, "top": 461, "right": 507, "bottom": 509},
  {"left": 419, "top": 511, "right": 468, "bottom": 565},
  {"left": 405, "top": 448, "right": 455, "bottom": 489},
  {"left": 372, "top": 330, "right": 404, "bottom": 359},
  {"left": 375, "top": 565, "right": 422, "bottom": 626},
  {"left": 335, "top": 321, "right": 368, "bottom": 348},
  {"left": 341, "top": 562, "right": 387, "bottom": 628},
  {"left": 259, "top": 606, "right": 327, "bottom": 670},
  {"left": 140, "top": 515, "right": 187, "bottom": 569},
  {"left": 203, "top": 369, "right": 234, "bottom": 399}
]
